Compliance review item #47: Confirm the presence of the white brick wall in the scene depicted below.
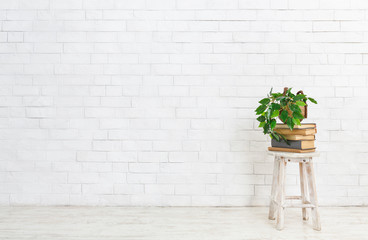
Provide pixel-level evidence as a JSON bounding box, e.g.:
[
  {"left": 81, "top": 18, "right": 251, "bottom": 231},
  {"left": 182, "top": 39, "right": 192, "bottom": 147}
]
[{"left": 0, "top": 0, "right": 368, "bottom": 206}]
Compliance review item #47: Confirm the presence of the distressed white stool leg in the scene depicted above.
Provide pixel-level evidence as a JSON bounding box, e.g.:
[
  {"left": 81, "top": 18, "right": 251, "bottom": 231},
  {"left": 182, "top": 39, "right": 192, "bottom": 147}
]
[
  {"left": 306, "top": 158, "right": 321, "bottom": 231},
  {"left": 269, "top": 156, "right": 280, "bottom": 220},
  {"left": 299, "top": 161, "right": 309, "bottom": 221},
  {"left": 276, "top": 157, "right": 286, "bottom": 231}
]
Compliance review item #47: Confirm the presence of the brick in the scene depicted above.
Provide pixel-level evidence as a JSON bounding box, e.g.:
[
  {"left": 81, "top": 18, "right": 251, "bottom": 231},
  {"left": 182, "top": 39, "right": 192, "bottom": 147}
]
[
  {"left": 3, "top": 21, "right": 32, "bottom": 31},
  {"left": 145, "top": 184, "right": 174, "bottom": 194},
  {"left": 7, "top": 10, "right": 35, "bottom": 20},
  {"left": 177, "top": 0, "right": 206, "bottom": 9},
  {"left": 26, "top": 107, "right": 55, "bottom": 118},
  {"left": 8, "top": 32, "right": 24, "bottom": 42},
  {"left": 239, "top": 0, "right": 270, "bottom": 9},
  {"left": 114, "top": 184, "right": 143, "bottom": 194},
  {"left": 67, "top": 172, "right": 98, "bottom": 184},
  {"left": 176, "top": 108, "right": 206, "bottom": 118},
  {"left": 77, "top": 152, "right": 106, "bottom": 162},
  {"left": 92, "top": 141, "right": 121, "bottom": 151},
  {"left": 57, "top": 32, "right": 86, "bottom": 42},
  {"left": 175, "top": 184, "right": 205, "bottom": 195},
  {"left": 146, "top": 0, "right": 175, "bottom": 9},
  {"left": 127, "top": 173, "right": 156, "bottom": 184},
  {"left": 84, "top": 0, "right": 114, "bottom": 9},
  {"left": 115, "top": 0, "right": 145, "bottom": 9},
  {"left": 123, "top": 141, "right": 152, "bottom": 151},
  {"left": 192, "top": 196, "right": 220, "bottom": 206},
  {"left": 208, "top": 0, "right": 238, "bottom": 9},
  {"left": 34, "top": 43, "right": 63, "bottom": 53},
  {"left": 288, "top": 0, "right": 319, "bottom": 9},
  {"left": 0, "top": 32, "right": 8, "bottom": 42},
  {"left": 159, "top": 86, "right": 188, "bottom": 96},
  {"left": 222, "top": 163, "right": 252, "bottom": 174},
  {"left": 225, "top": 185, "right": 254, "bottom": 195},
  {"left": 335, "top": 87, "right": 353, "bottom": 97},
  {"left": 50, "top": 0, "right": 82, "bottom": 9},
  {"left": 0, "top": 0, "right": 18, "bottom": 9},
  {"left": 168, "top": 152, "right": 198, "bottom": 163},
  {"left": 191, "top": 119, "right": 223, "bottom": 130},
  {"left": 129, "top": 163, "right": 159, "bottom": 173},
  {"left": 83, "top": 184, "right": 113, "bottom": 194},
  {"left": 153, "top": 141, "right": 181, "bottom": 151},
  {"left": 313, "top": 21, "right": 340, "bottom": 32},
  {"left": 13, "top": 86, "right": 39, "bottom": 95},
  {"left": 19, "top": 0, "right": 49, "bottom": 9}
]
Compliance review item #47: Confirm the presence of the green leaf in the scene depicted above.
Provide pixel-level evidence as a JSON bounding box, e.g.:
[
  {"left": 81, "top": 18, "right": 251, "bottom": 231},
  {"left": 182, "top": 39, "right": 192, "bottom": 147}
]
[
  {"left": 255, "top": 104, "right": 267, "bottom": 115},
  {"left": 274, "top": 133, "right": 280, "bottom": 141},
  {"left": 259, "top": 98, "right": 270, "bottom": 105},
  {"left": 270, "top": 103, "right": 281, "bottom": 110},
  {"left": 276, "top": 96, "right": 285, "bottom": 100},
  {"left": 308, "top": 97, "right": 318, "bottom": 104},
  {"left": 269, "top": 133, "right": 274, "bottom": 140},
  {"left": 280, "top": 110, "right": 288, "bottom": 123},
  {"left": 292, "top": 111, "right": 304, "bottom": 119},
  {"left": 295, "top": 101, "right": 306, "bottom": 106},
  {"left": 292, "top": 117, "right": 301, "bottom": 126},
  {"left": 257, "top": 116, "right": 266, "bottom": 122},
  {"left": 286, "top": 117, "right": 294, "bottom": 130},
  {"left": 258, "top": 122, "right": 265, "bottom": 127},
  {"left": 263, "top": 124, "right": 269, "bottom": 134},
  {"left": 280, "top": 98, "right": 288, "bottom": 107},
  {"left": 289, "top": 104, "right": 301, "bottom": 113},
  {"left": 270, "top": 132, "right": 280, "bottom": 141},
  {"left": 272, "top": 93, "right": 283, "bottom": 98},
  {"left": 270, "top": 110, "right": 279, "bottom": 118},
  {"left": 266, "top": 108, "right": 272, "bottom": 118},
  {"left": 286, "top": 88, "right": 292, "bottom": 95},
  {"left": 270, "top": 119, "right": 276, "bottom": 130},
  {"left": 294, "top": 94, "right": 306, "bottom": 101},
  {"left": 279, "top": 134, "right": 289, "bottom": 145}
]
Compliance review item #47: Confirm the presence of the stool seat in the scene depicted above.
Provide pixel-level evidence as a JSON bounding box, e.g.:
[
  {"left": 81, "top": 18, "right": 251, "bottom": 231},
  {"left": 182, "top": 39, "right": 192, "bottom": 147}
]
[
  {"left": 268, "top": 151, "right": 320, "bottom": 158},
  {"left": 268, "top": 151, "right": 321, "bottom": 231}
]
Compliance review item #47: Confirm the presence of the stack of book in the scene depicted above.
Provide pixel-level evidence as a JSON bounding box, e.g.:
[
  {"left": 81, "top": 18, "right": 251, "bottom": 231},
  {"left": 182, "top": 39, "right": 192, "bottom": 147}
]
[{"left": 268, "top": 123, "right": 316, "bottom": 153}]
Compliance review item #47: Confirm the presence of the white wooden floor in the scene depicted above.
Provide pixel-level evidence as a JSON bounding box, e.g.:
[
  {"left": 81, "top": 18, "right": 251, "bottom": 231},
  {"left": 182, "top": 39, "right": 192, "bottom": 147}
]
[{"left": 0, "top": 206, "right": 367, "bottom": 240}]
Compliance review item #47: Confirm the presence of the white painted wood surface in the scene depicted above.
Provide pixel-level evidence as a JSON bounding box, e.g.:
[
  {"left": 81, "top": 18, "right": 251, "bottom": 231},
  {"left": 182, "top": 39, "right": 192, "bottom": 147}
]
[
  {"left": 0, "top": 207, "right": 367, "bottom": 240},
  {"left": 268, "top": 156, "right": 280, "bottom": 220},
  {"left": 276, "top": 158, "right": 286, "bottom": 230},
  {"left": 306, "top": 159, "right": 322, "bottom": 231},
  {"left": 268, "top": 151, "right": 320, "bottom": 158},
  {"left": 269, "top": 153, "right": 321, "bottom": 231},
  {"left": 299, "top": 162, "right": 309, "bottom": 221}
]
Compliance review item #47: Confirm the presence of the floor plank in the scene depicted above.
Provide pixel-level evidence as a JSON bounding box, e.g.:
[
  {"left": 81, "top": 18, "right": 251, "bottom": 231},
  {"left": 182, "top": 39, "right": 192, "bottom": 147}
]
[{"left": 0, "top": 207, "right": 367, "bottom": 240}]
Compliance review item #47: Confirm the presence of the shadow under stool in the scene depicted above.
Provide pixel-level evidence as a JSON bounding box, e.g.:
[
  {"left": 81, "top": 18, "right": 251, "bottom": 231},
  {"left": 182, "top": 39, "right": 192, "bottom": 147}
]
[{"left": 268, "top": 151, "right": 321, "bottom": 231}]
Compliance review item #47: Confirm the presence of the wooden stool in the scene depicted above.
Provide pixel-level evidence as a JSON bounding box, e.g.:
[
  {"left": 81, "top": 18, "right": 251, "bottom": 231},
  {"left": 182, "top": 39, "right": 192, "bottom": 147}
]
[{"left": 268, "top": 151, "right": 321, "bottom": 231}]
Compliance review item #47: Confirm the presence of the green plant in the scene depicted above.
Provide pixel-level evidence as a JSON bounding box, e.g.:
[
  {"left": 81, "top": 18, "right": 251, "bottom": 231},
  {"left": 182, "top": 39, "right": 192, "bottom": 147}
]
[{"left": 255, "top": 88, "right": 317, "bottom": 142}]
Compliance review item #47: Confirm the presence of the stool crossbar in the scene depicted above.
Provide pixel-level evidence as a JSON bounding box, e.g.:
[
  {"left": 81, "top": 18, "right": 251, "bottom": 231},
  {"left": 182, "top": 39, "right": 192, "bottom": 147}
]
[{"left": 268, "top": 151, "right": 321, "bottom": 231}]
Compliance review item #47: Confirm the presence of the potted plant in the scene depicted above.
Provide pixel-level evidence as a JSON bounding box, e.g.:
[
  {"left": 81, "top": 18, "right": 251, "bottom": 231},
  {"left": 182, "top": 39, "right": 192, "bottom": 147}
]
[{"left": 255, "top": 87, "right": 317, "bottom": 142}]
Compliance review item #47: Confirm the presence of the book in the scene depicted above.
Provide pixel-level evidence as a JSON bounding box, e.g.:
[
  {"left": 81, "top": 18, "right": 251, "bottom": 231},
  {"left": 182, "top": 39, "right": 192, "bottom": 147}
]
[
  {"left": 268, "top": 147, "right": 316, "bottom": 153},
  {"left": 274, "top": 128, "right": 316, "bottom": 136},
  {"left": 275, "top": 123, "right": 316, "bottom": 129},
  {"left": 271, "top": 139, "right": 315, "bottom": 150},
  {"left": 284, "top": 135, "right": 315, "bottom": 141}
]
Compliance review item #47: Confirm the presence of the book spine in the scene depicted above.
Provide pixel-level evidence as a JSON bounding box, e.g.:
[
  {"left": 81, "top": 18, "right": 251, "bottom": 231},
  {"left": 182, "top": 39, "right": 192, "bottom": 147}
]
[
  {"left": 271, "top": 139, "right": 302, "bottom": 149},
  {"left": 284, "top": 135, "right": 315, "bottom": 140},
  {"left": 268, "top": 147, "right": 315, "bottom": 153},
  {"left": 274, "top": 129, "right": 316, "bottom": 135},
  {"left": 275, "top": 124, "right": 316, "bottom": 129}
]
